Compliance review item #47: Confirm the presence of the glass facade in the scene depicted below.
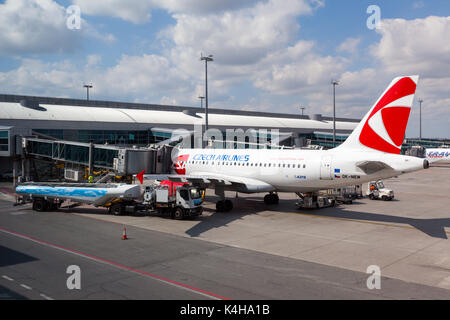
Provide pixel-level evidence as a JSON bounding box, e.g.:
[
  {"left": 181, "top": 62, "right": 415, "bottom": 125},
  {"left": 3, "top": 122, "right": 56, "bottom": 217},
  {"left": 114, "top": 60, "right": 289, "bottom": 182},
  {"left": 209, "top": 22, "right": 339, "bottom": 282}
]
[
  {"left": 33, "top": 129, "right": 64, "bottom": 140},
  {"left": 29, "top": 140, "right": 52, "bottom": 157},
  {"left": 300, "top": 133, "right": 349, "bottom": 149},
  {"left": 32, "top": 129, "right": 169, "bottom": 145},
  {"left": 27, "top": 140, "right": 118, "bottom": 168},
  {"left": 93, "top": 148, "right": 118, "bottom": 168},
  {"left": 78, "top": 130, "right": 150, "bottom": 145},
  {"left": 0, "top": 131, "right": 8, "bottom": 152}
]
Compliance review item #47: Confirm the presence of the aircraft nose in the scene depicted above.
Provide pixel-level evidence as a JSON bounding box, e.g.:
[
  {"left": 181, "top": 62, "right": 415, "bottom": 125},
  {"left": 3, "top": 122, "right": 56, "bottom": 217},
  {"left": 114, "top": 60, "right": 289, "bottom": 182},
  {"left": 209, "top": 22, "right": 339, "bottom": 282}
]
[{"left": 423, "top": 159, "right": 429, "bottom": 169}]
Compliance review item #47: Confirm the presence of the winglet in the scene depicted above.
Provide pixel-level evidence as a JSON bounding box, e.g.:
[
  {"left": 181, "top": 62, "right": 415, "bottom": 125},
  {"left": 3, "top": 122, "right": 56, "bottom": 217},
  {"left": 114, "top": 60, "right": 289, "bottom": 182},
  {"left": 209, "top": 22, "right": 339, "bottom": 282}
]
[{"left": 136, "top": 170, "right": 146, "bottom": 184}]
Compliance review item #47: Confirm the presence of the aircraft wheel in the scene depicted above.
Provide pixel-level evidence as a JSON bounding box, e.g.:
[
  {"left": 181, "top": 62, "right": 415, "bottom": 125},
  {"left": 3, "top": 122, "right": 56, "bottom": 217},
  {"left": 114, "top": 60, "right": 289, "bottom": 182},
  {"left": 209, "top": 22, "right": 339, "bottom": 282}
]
[
  {"left": 272, "top": 194, "right": 279, "bottom": 204},
  {"left": 216, "top": 200, "right": 225, "bottom": 212},
  {"left": 224, "top": 200, "right": 233, "bottom": 212},
  {"left": 264, "top": 194, "right": 279, "bottom": 205}
]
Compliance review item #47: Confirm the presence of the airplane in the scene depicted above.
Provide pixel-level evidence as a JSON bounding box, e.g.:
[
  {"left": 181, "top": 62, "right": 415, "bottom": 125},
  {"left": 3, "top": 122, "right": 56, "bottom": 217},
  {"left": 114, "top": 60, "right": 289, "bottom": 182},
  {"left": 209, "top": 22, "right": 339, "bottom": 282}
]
[
  {"left": 144, "top": 75, "right": 429, "bottom": 212},
  {"left": 425, "top": 148, "right": 450, "bottom": 164}
]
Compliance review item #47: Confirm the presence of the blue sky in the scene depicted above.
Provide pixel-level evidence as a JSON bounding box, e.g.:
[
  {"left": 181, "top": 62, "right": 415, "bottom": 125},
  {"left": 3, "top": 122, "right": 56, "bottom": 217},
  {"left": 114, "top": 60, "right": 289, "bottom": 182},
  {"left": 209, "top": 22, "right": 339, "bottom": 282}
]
[{"left": 0, "top": 0, "right": 449, "bottom": 138}]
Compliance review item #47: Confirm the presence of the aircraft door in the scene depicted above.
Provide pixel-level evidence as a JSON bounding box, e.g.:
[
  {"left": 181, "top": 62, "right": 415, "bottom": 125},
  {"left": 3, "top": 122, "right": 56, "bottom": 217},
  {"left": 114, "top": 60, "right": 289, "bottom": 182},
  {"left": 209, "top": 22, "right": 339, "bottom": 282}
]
[{"left": 320, "top": 155, "right": 333, "bottom": 180}]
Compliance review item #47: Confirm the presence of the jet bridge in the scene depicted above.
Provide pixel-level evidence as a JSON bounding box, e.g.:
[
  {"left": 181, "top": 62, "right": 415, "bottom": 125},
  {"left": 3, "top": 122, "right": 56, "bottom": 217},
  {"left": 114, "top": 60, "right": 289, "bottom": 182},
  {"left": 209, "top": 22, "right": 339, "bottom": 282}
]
[{"left": 20, "top": 137, "right": 174, "bottom": 181}]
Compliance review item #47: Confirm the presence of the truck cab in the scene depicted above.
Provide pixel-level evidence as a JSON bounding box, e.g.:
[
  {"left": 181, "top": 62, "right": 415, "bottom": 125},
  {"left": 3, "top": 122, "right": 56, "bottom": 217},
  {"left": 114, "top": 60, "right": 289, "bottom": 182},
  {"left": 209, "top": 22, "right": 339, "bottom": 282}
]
[{"left": 144, "top": 183, "right": 203, "bottom": 219}]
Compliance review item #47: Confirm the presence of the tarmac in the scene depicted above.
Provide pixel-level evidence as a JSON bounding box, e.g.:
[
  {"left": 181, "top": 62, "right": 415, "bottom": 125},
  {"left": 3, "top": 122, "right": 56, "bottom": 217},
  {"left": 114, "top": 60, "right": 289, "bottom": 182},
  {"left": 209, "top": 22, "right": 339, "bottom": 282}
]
[{"left": 0, "top": 163, "right": 449, "bottom": 299}]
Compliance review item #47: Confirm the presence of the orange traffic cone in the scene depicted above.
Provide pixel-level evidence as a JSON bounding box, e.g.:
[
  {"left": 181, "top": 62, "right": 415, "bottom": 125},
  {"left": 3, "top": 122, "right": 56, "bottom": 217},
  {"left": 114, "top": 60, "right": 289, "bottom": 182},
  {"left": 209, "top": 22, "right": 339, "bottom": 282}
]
[{"left": 122, "top": 225, "right": 128, "bottom": 240}]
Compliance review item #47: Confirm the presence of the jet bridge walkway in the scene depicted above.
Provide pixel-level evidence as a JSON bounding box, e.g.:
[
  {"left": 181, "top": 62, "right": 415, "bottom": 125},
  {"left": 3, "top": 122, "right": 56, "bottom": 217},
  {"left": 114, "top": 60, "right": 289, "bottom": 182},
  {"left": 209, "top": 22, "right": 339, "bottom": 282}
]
[{"left": 20, "top": 137, "right": 173, "bottom": 181}]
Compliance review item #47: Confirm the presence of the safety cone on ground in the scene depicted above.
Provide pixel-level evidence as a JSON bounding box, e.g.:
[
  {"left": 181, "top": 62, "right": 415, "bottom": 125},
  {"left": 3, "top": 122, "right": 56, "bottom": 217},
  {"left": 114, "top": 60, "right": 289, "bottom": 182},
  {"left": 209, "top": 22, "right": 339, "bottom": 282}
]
[{"left": 122, "top": 225, "right": 128, "bottom": 240}]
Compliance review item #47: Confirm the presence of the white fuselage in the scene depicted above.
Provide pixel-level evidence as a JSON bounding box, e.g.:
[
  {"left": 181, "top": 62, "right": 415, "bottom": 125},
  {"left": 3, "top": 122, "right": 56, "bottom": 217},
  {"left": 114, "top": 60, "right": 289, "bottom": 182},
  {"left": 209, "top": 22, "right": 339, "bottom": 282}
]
[
  {"left": 426, "top": 148, "right": 450, "bottom": 164},
  {"left": 172, "top": 148, "right": 426, "bottom": 193}
]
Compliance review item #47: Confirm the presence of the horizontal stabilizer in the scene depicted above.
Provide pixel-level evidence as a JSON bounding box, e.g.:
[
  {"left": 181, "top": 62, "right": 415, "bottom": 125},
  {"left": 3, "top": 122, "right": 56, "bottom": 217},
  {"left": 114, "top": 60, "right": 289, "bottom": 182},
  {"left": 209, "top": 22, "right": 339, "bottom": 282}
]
[{"left": 356, "top": 161, "right": 394, "bottom": 175}]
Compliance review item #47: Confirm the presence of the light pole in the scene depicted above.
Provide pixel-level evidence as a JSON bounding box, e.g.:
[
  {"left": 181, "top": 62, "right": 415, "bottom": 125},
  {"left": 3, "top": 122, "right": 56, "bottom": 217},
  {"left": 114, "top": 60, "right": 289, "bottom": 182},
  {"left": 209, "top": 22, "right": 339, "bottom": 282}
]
[
  {"left": 300, "top": 106, "right": 305, "bottom": 116},
  {"left": 83, "top": 84, "right": 93, "bottom": 101},
  {"left": 331, "top": 80, "right": 339, "bottom": 146},
  {"left": 200, "top": 54, "right": 213, "bottom": 134},
  {"left": 198, "top": 96, "right": 205, "bottom": 144},
  {"left": 198, "top": 96, "right": 205, "bottom": 109},
  {"left": 418, "top": 99, "right": 423, "bottom": 141}
]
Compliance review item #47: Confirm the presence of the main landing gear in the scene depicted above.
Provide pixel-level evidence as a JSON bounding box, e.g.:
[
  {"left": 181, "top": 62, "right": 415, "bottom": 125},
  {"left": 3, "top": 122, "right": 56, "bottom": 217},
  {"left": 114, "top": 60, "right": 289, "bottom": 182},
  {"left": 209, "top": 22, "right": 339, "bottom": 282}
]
[
  {"left": 216, "top": 199, "right": 233, "bottom": 212},
  {"left": 264, "top": 193, "right": 279, "bottom": 205}
]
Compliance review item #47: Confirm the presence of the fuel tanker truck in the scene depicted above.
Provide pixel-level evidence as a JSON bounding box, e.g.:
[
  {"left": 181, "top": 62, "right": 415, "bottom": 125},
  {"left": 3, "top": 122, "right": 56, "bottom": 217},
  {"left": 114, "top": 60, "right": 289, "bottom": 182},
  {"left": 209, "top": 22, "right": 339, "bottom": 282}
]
[{"left": 15, "top": 181, "right": 203, "bottom": 219}]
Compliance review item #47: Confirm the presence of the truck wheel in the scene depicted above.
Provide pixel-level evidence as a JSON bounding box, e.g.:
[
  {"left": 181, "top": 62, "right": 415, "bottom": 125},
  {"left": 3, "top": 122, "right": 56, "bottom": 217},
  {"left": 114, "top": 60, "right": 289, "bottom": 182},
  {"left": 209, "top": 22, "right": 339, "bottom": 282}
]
[
  {"left": 173, "top": 208, "right": 184, "bottom": 220},
  {"left": 382, "top": 196, "right": 387, "bottom": 201},
  {"left": 33, "top": 199, "right": 46, "bottom": 212},
  {"left": 369, "top": 194, "right": 374, "bottom": 200},
  {"left": 110, "top": 204, "right": 124, "bottom": 216}
]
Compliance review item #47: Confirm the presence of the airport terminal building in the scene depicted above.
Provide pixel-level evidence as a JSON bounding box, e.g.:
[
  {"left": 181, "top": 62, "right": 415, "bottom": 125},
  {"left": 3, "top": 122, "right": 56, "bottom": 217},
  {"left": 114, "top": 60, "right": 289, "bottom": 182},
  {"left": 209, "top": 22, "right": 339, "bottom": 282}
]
[
  {"left": 1, "top": 93, "right": 449, "bottom": 182},
  {"left": 0, "top": 93, "right": 361, "bottom": 178}
]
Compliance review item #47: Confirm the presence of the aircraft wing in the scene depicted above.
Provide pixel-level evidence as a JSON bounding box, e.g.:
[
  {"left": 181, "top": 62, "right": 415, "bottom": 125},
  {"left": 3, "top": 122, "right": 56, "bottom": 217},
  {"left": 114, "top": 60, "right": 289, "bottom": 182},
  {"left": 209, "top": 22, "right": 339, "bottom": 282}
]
[
  {"left": 143, "top": 172, "right": 275, "bottom": 193},
  {"left": 356, "top": 161, "right": 394, "bottom": 175}
]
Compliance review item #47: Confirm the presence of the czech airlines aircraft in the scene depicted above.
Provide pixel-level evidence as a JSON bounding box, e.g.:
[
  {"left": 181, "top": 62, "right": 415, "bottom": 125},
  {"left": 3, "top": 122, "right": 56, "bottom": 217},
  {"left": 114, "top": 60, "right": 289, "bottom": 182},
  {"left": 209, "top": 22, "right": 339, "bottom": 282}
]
[{"left": 148, "top": 76, "right": 429, "bottom": 211}]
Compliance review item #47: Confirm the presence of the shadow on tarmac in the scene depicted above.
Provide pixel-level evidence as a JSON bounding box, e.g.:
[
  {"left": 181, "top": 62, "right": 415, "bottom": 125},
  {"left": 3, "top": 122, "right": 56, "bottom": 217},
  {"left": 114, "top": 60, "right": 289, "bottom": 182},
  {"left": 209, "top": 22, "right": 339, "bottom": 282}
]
[
  {"left": 0, "top": 284, "right": 28, "bottom": 300},
  {"left": 20, "top": 194, "right": 450, "bottom": 240},
  {"left": 185, "top": 195, "right": 450, "bottom": 239},
  {"left": 0, "top": 245, "right": 38, "bottom": 267}
]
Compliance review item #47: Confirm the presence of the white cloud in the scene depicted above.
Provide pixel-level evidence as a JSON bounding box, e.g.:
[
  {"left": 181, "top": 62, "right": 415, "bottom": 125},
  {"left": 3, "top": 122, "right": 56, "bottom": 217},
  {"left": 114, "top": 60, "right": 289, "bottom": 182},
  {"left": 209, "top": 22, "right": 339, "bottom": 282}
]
[
  {"left": 165, "top": 0, "right": 314, "bottom": 67},
  {"left": 71, "top": 0, "right": 263, "bottom": 23},
  {"left": 0, "top": 0, "right": 81, "bottom": 54},
  {"left": 72, "top": 0, "right": 153, "bottom": 24},
  {"left": 153, "top": 0, "right": 260, "bottom": 15},
  {"left": 336, "top": 37, "right": 361, "bottom": 55},
  {"left": 0, "top": 0, "right": 115, "bottom": 54},
  {"left": 253, "top": 41, "right": 348, "bottom": 95},
  {"left": 372, "top": 16, "right": 450, "bottom": 77}
]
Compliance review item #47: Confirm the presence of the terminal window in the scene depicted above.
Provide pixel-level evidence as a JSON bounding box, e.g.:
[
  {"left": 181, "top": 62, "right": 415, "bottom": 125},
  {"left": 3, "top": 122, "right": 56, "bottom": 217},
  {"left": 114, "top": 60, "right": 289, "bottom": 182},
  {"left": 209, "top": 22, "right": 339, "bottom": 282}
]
[{"left": 0, "top": 131, "right": 8, "bottom": 152}]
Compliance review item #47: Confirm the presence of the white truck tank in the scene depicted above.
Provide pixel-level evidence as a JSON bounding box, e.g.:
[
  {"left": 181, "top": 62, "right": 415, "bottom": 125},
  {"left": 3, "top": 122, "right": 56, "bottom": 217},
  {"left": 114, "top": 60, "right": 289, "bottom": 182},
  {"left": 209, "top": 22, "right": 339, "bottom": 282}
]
[{"left": 15, "top": 183, "right": 141, "bottom": 206}]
